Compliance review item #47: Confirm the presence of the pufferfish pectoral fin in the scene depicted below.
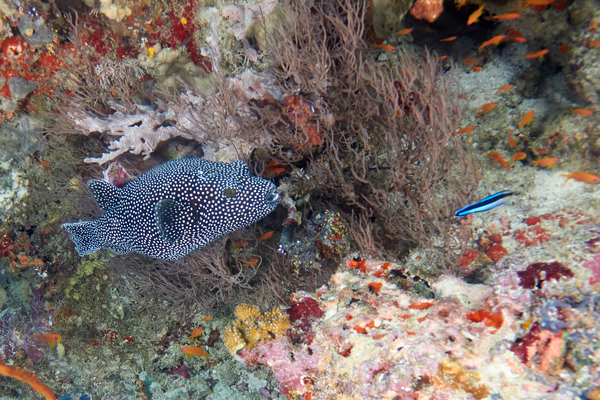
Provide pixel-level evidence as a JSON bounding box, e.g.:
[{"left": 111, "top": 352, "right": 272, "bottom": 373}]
[
  {"left": 88, "top": 179, "right": 121, "bottom": 210},
  {"left": 155, "top": 198, "right": 194, "bottom": 244}
]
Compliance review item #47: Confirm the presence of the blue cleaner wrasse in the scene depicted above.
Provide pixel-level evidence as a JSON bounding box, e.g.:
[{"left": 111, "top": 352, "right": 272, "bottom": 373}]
[{"left": 455, "top": 190, "right": 515, "bottom": 217}]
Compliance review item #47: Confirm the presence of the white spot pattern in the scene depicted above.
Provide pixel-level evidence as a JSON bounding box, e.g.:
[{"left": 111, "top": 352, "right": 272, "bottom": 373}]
[{"left": 63, "top": 158, "right": 279, "bottom": 260}]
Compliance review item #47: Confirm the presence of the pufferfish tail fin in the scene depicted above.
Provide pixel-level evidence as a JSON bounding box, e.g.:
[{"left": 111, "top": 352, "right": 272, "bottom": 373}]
[{"left": 62, "top": 220, "right": 102, "bottom": 256}]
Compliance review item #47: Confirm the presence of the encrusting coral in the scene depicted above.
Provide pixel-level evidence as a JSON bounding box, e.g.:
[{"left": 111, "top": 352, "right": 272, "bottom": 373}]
[{"left": 223, "top": 304, "right": 291, "bottom": 355}]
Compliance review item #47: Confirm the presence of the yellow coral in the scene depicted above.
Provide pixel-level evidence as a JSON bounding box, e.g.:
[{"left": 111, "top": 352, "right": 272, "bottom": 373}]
[
  {"left": 235, "top": 304, "right": 261, "bottom": 321},
  {"left": 261, "top": 307, "right": 291, "bottom": 336},
  {"left": 223, "top": 304, "right": 291, "bottom": 355},
  {"left": 223, "top": 326, "right": 245, "bottom": 354}
]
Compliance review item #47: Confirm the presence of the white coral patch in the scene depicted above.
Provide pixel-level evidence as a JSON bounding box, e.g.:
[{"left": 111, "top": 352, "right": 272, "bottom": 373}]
[
  {"left": 0, "top": 160, "right": 28, "bottom": 214},
  {"left": 99, "top": 0, "right": 132, "bottom": 21}
]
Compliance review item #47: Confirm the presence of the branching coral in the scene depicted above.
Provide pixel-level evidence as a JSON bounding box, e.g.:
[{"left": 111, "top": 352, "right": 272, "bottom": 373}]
[
  {"left": 59, "top": 29, "right": 282, "bottom": 164},
  {"left": 52, "top": 9, "right": 287, "bottom": 165},
  {"left": 262, "top": 0, "right": 479, "bottom": 267},
  {"left": 50, "top": 15, "right": 151, "bottom": 137},
  {"left": 115, "top": 239, "right": 260, "bottom": 314}
]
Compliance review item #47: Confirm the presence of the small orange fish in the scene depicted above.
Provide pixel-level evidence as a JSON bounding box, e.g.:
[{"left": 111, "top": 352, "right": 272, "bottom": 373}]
[
  {"left": 372, "top": 44, "right": 395, "bottom": 51},
  {"left": 477, "top": 102, "right": 498, "bottom": 117},
  {"left": 530, "top": 157, "right": 559, "bottom": 168},
  {"left": 189, "top": 328, "right": 203, "bottom": 339},
  {"left": 259, "top": 230, "right": 275, "bottom": 241},
  {"left": 511, "top": 152, "right": 527, "bottom": 161},
  {"left": 532, "top": 148, "right": 548, "bottom": 155},
  {"left": 572, "top": 108, "right": 593, "bottom": 117},
  {"left": 478, "top": 35, "right": 506, "bottom": 52},
  {"left": 234, "top": 241, "right": 249, "bottom": 248},
  {"left": 491, "top": 13, "right": 521, "bottom": 20},
  {"left": 487, "top": 152, "right": 505, "bottom": 161},
  {"left": 558, "top": 44, "right": 569, "bottom": 53},
  {"left": 561, "top": 171, "right": 600, "bottom": 186},
  {"left": 519, "top": 110, "right": 535, "bottom": 129},
  {"left": 265, "top": 161, "right": 286, "bottom": 176},
  {"left": 32, "top": 334, "right": 62, "bottom": 346},
  {"left": 496, "top": 84, "right": 515, "bottom": 94},
  {"left": 472, "top": 66, "right": 483, "bottom": 72},
  {"left": 456, "top": 126, "right": 477, "bottom": 135},
  {"left": 495, "top": 159, "right": 511, "bottom": 170},
  {"left": 439, "top": 55, "right": 448, "bottom": 60},
  {"left": 181, "top": 346, "right": 210, "bottom": 359},
  {"left": 463, "top": 59, "right": 478, "bottom": 64},
  {"left": 525, "top": 0, "right": 555, "bottom": 6},
  {"left": 508, "top": 36, "right": 527, "bottom": 43},
  {"left": 467, "top": 4, "right": 485, "bottom": 25},
  {"left": 396, "top": 28, "right": 413, "bottom": 35},
  {"left": 590, "top": 41, "right": 600, "bottom": 47},
  {"left": 440, "top": 36, "right": 457, "bottom": 42},
  {"left": 519, "top": 49, "right": 549, "bottom": 59},
  {"left": 200, "top": 316, "right": 213, "bottom": 322},
  {"left": 508, "top": 137, "right": 519, "bottom": 149},
  {"left": 245, "top": 258, "right": 259, "bottom": 267},
  {"left": 457, "top": 0, "right": 468, "bottom": 9}
]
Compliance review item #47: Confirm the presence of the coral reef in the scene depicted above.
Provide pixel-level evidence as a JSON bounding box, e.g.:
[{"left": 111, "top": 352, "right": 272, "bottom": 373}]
[
  {"left": 230, "top": 224, "right": 600, "bottom": 398},
  {"left": 279, "top": 210, "right": 349, "bottom": 273},
  {"left": 2, "top": 0, "right": 600, "bottom": 398}
]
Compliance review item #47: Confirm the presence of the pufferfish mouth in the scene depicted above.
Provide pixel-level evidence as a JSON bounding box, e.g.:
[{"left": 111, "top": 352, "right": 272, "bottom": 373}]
[{"left": 266, "top": 188, "right": 280, "bottom": 205}]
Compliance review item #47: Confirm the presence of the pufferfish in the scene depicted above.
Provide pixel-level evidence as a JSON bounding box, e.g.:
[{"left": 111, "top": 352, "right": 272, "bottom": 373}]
[{"left": 63, "top": 158, "right": 280, "bottom": 261}]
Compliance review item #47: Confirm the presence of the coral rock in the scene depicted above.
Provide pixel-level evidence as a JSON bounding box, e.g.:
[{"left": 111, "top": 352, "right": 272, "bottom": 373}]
[
  {"left": 410, "top": 0, "right": 444, "bottom": 23},
  {"left": 372, "top": 0, "right": 414, "bottom": 38}
]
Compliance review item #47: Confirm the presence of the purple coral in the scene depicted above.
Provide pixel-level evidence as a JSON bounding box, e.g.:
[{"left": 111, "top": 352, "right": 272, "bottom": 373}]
[
  {"left": 168, "top": 364, "right": 190, "bottom": 379},
  {"left": 517, "top": 261, "right": 574, "bottom": 289}
]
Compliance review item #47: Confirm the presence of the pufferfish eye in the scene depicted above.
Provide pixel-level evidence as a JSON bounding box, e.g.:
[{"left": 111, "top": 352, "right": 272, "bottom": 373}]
[{"left": 223, "top": 188, "right": 237, "bottom": 198}]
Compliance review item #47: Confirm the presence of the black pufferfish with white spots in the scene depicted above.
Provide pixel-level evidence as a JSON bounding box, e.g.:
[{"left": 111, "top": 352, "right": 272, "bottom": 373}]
[{"left": 63, "top": 158, "right": 280, "bottom": 260}]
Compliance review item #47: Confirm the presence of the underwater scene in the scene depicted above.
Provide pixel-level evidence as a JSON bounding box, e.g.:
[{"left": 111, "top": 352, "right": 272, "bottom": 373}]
[{"left": 0, "top": 0, "right": 600, "bottom": 398}]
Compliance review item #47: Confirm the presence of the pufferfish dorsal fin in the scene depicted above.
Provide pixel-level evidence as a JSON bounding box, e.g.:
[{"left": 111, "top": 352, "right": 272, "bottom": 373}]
[
  {"left": 155, "top": 198, "right": 192, "bottom": 243},
  {"left": 196, "top": 159, "right": 249, "bottom": 182},
  {"left": 230, "top": 160, "right": 250, "bottom": 176},
  {"left": 88, "top": 179, "right": 121, "bottom": 210}
]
